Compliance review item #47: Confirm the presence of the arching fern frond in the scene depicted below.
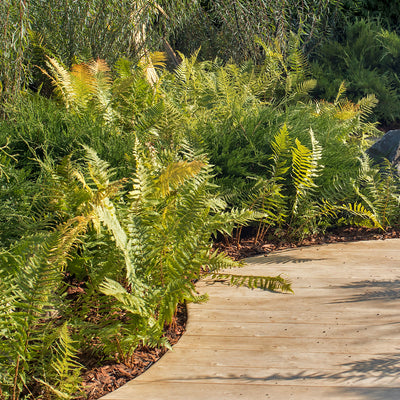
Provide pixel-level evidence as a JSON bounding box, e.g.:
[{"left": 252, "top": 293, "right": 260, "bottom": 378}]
[
  {"left": 337, "top": 202, "right": 382, "bottom": 229},
  {"left": 158, "top": 160, "right": 205, "bottom": 197},
  {"left": 291, "top": 130, "right": 322, "bottom": 213}
]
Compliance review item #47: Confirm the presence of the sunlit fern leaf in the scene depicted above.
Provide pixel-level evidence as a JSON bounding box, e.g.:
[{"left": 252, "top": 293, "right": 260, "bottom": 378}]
[
  {"left": 100, "top": 278, "right": 149, "bottom": 317},
  {"left": 287, "top": 32, "right": 310, "bottom": 78},
  {"left": 295, "top": 79, "right": 317, "bottom": 96},
  {"left": 152, "top": 100, "right": 186, "bottom": 146},
  {"left": 135, "top": 101, "right": 165, "bottom": 134},
  {"left": 337, "top": 202, "right": 382, "bottom": 229},
  {"left": 149, "top": 51, "right": 168, "bottom": 69},
  {"left": 41, "top": 323, "right": 82, "bottom": 398},
  {"left": 139, "top": 51, "right": 167, "bottom": 86},
  {"left": 87, "top": 59, "right": 117, "bottom": 124},
  {"left": 357, "top": 94, "right": 378, "bottom": 121},
  {"left": 158, "top": 160, "right": 205, "bottom": 197},
  {"left": 291, "top": 138, "right": 318, "bottom": 212},
  {"left": 334, "top": 81, "right": 347, "bottom": 106},
  {"left": 43, "top": 57, "right": 76, "bottom": 109},
  {"left": 271, "top": 123, "right": 292, "bottom": 178},
  {"left": 353, "top": 154, "right": 400, "bottom": 227},
  {"left": 115, "top": 58, "right": 133, "bottom": 79},
  {"left": 82, "top": 145, "right": 113, "bottom": 188},
  {"left": 212, "top": 273, "right": 293, "bottom": 293},
  {"left": 0, "top": 223, "right": 88, "bottom": 398},
  {"left": 335, "top": 99, "right": 359, "bottom": 120},
  {"left": 174, "top": 49, "right": 201, "bottom": 87}
]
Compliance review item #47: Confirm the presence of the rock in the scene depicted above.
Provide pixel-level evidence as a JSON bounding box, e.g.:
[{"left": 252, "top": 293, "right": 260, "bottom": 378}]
[{"left": 366, "top": 129, "right": 400, "bottom": 174}]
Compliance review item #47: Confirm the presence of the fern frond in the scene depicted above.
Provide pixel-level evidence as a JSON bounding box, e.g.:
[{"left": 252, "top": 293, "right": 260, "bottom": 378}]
[
  {"left": 0, "top": 223, "right": 87, "bottom": 398},
  {"left": 88, "top": 59, "right": 117, "bottom": 124},
  {"left": 140, "top": 52, "right": 167, "bottom": 86},
  {"left": 44, "top": 57, "right": 77, "bottom": 109},
  {"left": 337, "top": 202, "right": 382, "bottom": 229},
  {"left": 270, "top": 123, "right": 292, "bottom": 178},
  {"left": 291, "top": 132, "right": 321, "bottom": 212},
  {"left": 158, "top": 160, "right": 205, "bottom": 197},
  {"left": 334, "top": 81, "right": 347, "bottom": 105},
  {"left": 149, "top": 51, "right": 168, "bottom": 69},
  {"left": 100, "top": 278, "right": 148, "bottom": 316},
  {"left": 39, "top": 323, "right": 82, "bottom": 398},
  {"left": 295, "top": 79, "right": 317, "bottom": 95},
  {"left": 357, "top": 94, "right": 378, "bottom": 121}
]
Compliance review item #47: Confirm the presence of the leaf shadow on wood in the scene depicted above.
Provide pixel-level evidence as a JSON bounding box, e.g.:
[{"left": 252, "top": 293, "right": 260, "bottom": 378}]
[
  {"left": 247, "top": 254, "right": 325, "bottom": 265},
  {"left": 156, "top": 352, "right": 400, "bottom": 399},
  {"left": 331, "top": 279, "right": 400, "bottom": 303}
]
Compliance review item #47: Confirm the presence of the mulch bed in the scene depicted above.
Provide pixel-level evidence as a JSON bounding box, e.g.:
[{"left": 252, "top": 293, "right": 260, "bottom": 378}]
[
  {"left": 78, "top": 303, "right": 187, "bottom": 400},
  {"left": 78, "top": 226, "right": 400, "bottom": 399},
  {"left": 215, "top": 226, "right": 400, "bottom": 261}
]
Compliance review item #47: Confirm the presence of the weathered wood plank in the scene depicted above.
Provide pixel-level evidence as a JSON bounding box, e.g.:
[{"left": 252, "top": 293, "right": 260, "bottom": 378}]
[{"left": 101, "top": 239, "right": 400, "bottom": 400}]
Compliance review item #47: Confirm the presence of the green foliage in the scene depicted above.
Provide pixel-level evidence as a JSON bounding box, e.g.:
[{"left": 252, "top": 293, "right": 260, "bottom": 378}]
[
  {"left": 2, "top": 17, "right": 400, "bottom": 395},
  {"left": 0, "top": 0, "right": 200, "bottom": 102},
  {"left": 28, "top": 0, "right": 198, "bottom": 66},
  {"left": 0, "top": 142, "right": 291, "bottom": 397},
  {"left": 0, "top": 91, "right": 137, "bottom": 179},
  {"left": 172, "top": 0, "right": 343, "bottom": 62},
  {"left": 36, "top": 324, "right": 83, "bottom": 399},
  {"left": 351, "top": 155, "right": 400, "bottom": 228},
  {"left": 341, "top": 0, "right": 400, "bottom": 33},
  {"left": 162, "top": 50, "right": 387, "bottom": 238},
  {"left": 0, "top": 222, "right": 87, "bottom": 399},
  {"left": 0, "top": 0, "right": 31, "bottom": 108},
  {"left": 311, "top": 18, "right": 400, "bottom": 123}
]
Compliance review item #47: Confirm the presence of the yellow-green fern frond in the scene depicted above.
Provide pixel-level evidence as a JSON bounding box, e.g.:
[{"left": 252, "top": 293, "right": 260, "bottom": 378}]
[
  {"left": 334, "top": 81, "right": 347, "bottom": 105},
  {"left": 158, "top": 160, "right": 205, "bottom": 197},
  {"left": 44, "top": 57, "right": 76, "bottom": 109},
  {"left": 140, "top": 51, "right": 167, "bottom": 86},
  {"left": 270, "top": 124, "right": 292, "bottom": 178},
  {"left": 295, "top": 79, "right": 317, "bottom": 96},
  {"left": 357, "top": 94, "right": 378, "bottom": 121},
  {"left": 337, "top": 202, "right": 382, "bottom": 229},
  {"left": 291, "top": 130, "right": 322, "bottom": 214}
]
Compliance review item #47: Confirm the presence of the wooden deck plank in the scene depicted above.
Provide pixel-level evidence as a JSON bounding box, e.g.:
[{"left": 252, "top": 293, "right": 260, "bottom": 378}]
[{"left": 101, "top": 239, "right": 400, "bottom": 400}]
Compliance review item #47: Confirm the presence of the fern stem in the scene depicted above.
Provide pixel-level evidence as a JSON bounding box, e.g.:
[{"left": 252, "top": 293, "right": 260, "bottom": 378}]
[
  {"left": 12, "top": 355, "right": 21, "bottom": 400},
  {"left": 382, "top": 178, "right": 390, "bottom": 228},
  {"left": 254, "top": 221, "right": 263, "bottom": 244},
  {"left": 235, "top": 225, "right": 243, "bottom": 248},
  {"left": 255, "top": 221, "right": 270, "bottom": 244}
]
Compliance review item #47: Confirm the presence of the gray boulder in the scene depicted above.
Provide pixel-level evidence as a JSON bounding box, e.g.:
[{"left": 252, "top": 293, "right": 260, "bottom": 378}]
[{"left": 366, "top": 129, "right": 400, "bottom": 174}]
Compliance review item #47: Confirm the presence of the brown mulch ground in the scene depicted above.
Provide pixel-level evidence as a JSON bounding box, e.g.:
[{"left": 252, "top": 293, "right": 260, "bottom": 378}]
[
  {"left": 78, "top": 303, "right": 187, "bottom": 400},
  {"left": 78, "top": 226, "right": 400, "bottom": 399},
  {"left": 215, "top": 226, "right": 400, "bottom": 261}
]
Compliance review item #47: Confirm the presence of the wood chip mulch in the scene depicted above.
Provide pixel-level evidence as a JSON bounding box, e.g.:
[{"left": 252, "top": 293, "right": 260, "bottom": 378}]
[
  {"left": 214, "top": 227, "right": 400, "bottom": 261},
  {"left": 78, "top": 303, "right": 187, "bottom": 400}
]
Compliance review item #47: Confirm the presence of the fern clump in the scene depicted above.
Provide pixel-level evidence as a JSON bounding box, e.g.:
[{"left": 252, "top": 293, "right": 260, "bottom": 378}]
[
  {"left": 311, "top": 18, "right": 400, "bottom": 124},
  {"left": 162, "top": 49, "right": 388, "bottom": 239},
  {"left": 0, "top": 144, "right": 292, "bottom": 398}
]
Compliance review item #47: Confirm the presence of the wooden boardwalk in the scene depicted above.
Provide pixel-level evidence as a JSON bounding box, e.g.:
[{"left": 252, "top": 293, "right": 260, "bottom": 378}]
[{"left": 103, "top": 239, "right": 400, "bottom": 400}]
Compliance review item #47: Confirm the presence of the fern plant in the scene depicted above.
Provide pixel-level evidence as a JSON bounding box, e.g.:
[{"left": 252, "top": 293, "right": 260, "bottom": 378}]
[
  {"left": 89, "top": 144, "right": 293, "bottom": 363},
  {"left": 0, "top": 225, "right": 87, "bottom": 399},
  {"left": 0, "top": 146, "right": 127, "bottom": 399},
  {"left": 311, "top": 18, "right": 400, "bottom": 124},
  {"left": 20, "top": 145, "right": 291, "bottom": 376},
  {"left": 351, "top": 155, "right": 400, "bottom": 228}
]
